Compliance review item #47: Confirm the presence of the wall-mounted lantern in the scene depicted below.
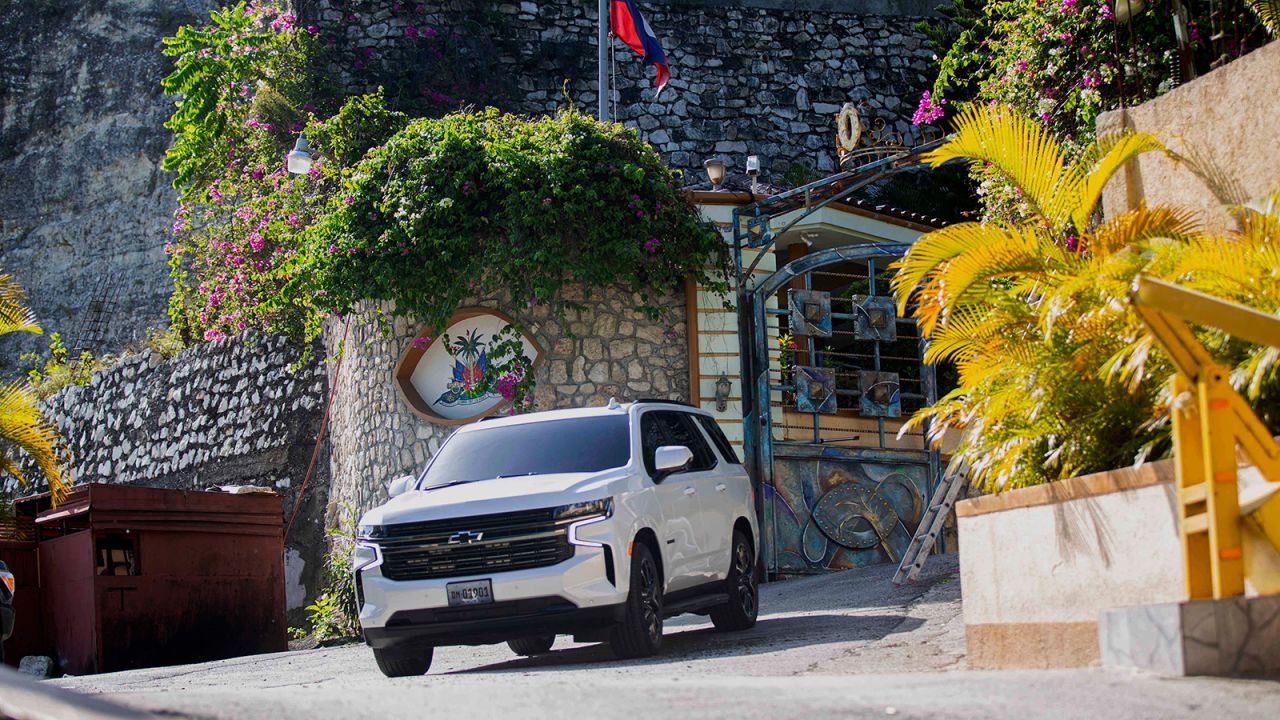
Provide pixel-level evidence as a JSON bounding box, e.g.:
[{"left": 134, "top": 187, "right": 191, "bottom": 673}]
[
  {"left": 286, "top": 133, "right": 312, "bottom": 175},
  {"left": 715, "top": 372, "right": 732, "bottom": 412},
  {"left": 703, "top": 158, "right": 727, "bottom": 190}
]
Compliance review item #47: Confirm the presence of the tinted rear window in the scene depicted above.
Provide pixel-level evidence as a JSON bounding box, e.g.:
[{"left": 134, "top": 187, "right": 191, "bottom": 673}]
[{"left": 418, "top": 415, "right": 631, "bottom": 488}]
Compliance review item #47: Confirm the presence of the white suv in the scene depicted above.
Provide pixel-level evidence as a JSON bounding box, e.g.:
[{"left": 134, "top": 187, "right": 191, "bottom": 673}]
[{"left": 353, "top": 400, "right": 760, "bottom": 677}]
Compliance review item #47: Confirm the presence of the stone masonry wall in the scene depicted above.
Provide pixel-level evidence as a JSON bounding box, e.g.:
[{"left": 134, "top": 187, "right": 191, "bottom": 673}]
[
  {"left": 304, "top": 0, "right": 937, "bottom": 179},
  {"left": 6, "top": 334, "right": 330, "bottom": 621},
  {"left": 324, "top": 285, "right": 689, "bottom": 516}
]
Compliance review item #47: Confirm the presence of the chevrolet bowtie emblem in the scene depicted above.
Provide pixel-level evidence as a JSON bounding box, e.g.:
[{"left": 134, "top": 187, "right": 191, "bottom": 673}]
[{"left": 448, "top": 531, "right": 484, "bottom": 544}]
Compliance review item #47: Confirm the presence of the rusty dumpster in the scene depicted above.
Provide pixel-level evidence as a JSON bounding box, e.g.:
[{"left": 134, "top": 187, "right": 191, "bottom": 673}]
[{"left": 17, "top": 483, "right": 287, "bottom": 675}]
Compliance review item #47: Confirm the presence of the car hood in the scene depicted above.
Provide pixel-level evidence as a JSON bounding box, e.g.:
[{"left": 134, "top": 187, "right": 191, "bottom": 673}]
[{"left": 361, "top": 470, "right": 623, "bottom": 527}]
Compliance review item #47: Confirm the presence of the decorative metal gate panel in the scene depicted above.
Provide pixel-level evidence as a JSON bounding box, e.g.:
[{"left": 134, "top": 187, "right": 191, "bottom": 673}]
[{"left": 742, "top": 244, "right": 939, "bottom": 576}]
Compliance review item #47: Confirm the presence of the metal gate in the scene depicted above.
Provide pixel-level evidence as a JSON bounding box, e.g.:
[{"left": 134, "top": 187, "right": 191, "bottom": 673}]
[
  {"left": 743, "top": 245, "right": 938, "bottom": 575},
  {"left": 731, "top": 140, "right": 947, "bottom": 577}
]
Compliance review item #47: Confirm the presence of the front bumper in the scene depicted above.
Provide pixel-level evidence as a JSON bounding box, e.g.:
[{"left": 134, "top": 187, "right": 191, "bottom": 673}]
[
  {"left": 357, "top": 543, "right": 627, "bottom": 647},
  {"left": 364, "top": 596, "right": 625, "bottom": 648}
]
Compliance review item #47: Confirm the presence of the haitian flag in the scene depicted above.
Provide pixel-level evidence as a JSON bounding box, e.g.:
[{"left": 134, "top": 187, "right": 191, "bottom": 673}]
[{"left": 609, "top": 0, "right": 670, "bottom": 97}]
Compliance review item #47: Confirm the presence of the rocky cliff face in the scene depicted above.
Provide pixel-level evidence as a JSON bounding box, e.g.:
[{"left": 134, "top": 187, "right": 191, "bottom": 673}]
[
  {"left": 1, "top": 0, "right": 934, "bottom": 357},
  {"left": 0, "top": 0, "right": 223, "bottom": 359}
]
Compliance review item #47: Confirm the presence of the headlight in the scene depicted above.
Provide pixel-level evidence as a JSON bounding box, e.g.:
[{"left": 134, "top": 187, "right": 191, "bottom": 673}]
[
  {"left": 356, "top": 524, "right": 386, "bottom": 540},
  {"left": 352, "top": 542, "right": 381, "bottom": 572},
  {"left": 555, "top": 498, "right": 613, "bottom": 521},
  {"left": 560, "top": 498, "right": 614, "bottom": 547}
]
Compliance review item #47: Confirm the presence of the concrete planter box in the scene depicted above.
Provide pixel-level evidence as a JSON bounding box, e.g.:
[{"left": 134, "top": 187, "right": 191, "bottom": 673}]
[{"left": 957, "top": 460, "right": 1186, "bottom": 669}]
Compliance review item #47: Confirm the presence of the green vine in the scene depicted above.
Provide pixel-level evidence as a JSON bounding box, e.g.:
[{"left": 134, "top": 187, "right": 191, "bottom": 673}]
[{"left": 162, "top": 2, "right": 729, "bottom": 413}]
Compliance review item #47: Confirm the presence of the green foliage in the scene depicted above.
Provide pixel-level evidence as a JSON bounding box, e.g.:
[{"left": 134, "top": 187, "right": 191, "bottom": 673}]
[
  {"left": 21, "top": 333, "right": 98, "bottom": 400},
  {"left": 304, "top": 505, "right": 360, "bottom": 642},
  {"left": 892, "top": 104, "right": 1280, "bottom": 492},
  {"left": 143, "top": 326, "right": 190, "bottom": 360},
  {"left": 162, "top": 6, "right": 727, "bottom": 413},
  {"left": 160, "top": 2, "right": 316, "bottom": 196},
  {"left": 290, "top": 105, "right": 727, "bottom": 339}
]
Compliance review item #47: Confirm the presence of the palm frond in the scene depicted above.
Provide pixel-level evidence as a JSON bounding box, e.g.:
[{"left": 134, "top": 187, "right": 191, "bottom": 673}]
[
  {"left": 1072, "top": 132, "right": 1168, "bottom": 233},
  {"left": 0, "top": 275, "right": 42, "bottom": 338},
  {"left": 924, "top": 104, "right": 1080, "bottom": 226},
  {"left": 0, "top": 381, "right": 68, "bottom": 504},
  {"left": 1088, "top": 204, "right": 1201, "bottom": 256},
  {"left": 1246, "top": 0, "right": 1280, "bottom": 35}
]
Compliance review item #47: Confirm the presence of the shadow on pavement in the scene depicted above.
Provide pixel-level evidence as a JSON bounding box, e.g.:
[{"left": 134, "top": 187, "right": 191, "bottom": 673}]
[{"left": 452, "top": 612, "right": 925, "bottom": 675}]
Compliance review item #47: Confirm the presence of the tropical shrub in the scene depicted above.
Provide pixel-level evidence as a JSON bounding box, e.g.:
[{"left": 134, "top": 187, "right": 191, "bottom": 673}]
[
  {"left": 0, "top": 276, "right": 69, "bottom": 503},
  {"left": 162, "top": 4, "right": 728, "bottom": 412},
  {"left": 891, "top": 104, "right": 1280, "bottom": 492}
]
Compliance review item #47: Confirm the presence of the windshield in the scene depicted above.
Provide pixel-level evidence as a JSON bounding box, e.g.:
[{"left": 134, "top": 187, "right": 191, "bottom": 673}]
[{"left": 416, "top": 415, "right": 632, "bottom": 488}]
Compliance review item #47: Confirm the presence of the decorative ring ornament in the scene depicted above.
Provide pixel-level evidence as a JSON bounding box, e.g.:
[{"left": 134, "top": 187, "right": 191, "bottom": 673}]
[{"left": 836, "top": 103, "right": 862, "bottom": 153}]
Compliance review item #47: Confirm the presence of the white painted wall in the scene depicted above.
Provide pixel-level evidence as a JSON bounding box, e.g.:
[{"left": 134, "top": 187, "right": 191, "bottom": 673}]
[{"left": 958, "top": 481, "right": 1185, "bottom": 627}]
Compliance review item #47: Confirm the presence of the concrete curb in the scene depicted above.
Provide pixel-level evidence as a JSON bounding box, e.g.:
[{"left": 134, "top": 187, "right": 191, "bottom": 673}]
[{"left": 0, "top": 666, "right": 152, "bottom": 720}]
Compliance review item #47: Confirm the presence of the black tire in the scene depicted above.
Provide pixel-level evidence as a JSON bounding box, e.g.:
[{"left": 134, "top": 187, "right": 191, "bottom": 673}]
[
  {"left": 372, "top": 645, "right": 434, "bottom": 677},
  {"left": 710, "top": 530, "right": 759, "bottom": 632},
  {"left": 507, "top": 635, "right": 555, "bottom": 656},
  {"left": 609, "top": 541, "right": 663, "bottom": 659}
]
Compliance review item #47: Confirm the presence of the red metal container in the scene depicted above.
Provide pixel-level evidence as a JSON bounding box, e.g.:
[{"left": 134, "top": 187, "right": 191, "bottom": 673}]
[{"left": 17, "top": 484, "right": 287, "bottom": 675}]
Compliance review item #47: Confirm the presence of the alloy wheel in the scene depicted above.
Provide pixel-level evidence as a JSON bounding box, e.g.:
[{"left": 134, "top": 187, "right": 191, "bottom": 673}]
[{"left": 734, "top": 540, "right": 757, "bottom": 617}]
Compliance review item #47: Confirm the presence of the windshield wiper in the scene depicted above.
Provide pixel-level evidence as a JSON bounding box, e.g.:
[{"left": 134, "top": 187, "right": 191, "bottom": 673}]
[
  {"left": 420, "top": 479, "right": 477, "bottom": 492},
  {"left": 493, "top": 472, "right": 537, "bottom": 479}
]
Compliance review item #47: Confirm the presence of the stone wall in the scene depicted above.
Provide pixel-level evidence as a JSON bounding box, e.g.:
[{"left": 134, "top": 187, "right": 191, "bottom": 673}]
[
  {"left": 0, "top": 0, "right": 933, "bottom": 357},
  {"left": 6, "top": 334, "right": 330, "bottom": 621},
  {"left": 324, "top": 285, "right": 690, "bottom": 515},
  {"left": 303, "top": 0, "right": 937, "bottom": 180},
  {"left": 1098, "top": 39, "right": 1280, "bottom": 232},
  {"left": 0, "top": 0, "right": 225, "bottom": 358}
]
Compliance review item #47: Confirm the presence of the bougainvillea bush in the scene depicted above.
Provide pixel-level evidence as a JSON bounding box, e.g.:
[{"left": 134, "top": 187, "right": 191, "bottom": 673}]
[
  {"left": 912, "top": 0, "right": 1201, "bottom": 221},
  {"left": 162, "top": 2, "right": 727, "bottom": 410}
]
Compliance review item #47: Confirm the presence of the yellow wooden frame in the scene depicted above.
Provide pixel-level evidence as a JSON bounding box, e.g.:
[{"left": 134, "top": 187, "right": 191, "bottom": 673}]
[{"left": 1129, "top": 276, "right": 1280, "bottom": 598}]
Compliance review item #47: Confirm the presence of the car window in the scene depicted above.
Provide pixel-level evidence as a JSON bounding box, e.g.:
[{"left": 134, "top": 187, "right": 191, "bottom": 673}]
[
  {"left": 640, "top": 410, "right": 716, "bottom": 477},
  {"left": 417, "top": 415, "right": 631, "bottom": 488},
  {"left": 694, "top": 415, "right": 740, "bottom": 465},
  {"left": 672, "top": 413, "right": 717, "bottom": 471}
]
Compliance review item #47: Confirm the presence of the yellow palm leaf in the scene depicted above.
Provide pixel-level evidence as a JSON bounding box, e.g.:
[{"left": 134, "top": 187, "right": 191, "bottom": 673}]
[
  {"left": 0, "top": 381, "right": 68, "bottom": 504},
  {"left": 924, "top": 104, "right": 1080, "bottom": 227},
  {"left": 1072, "top": 133, "right": 1169, "bottom": 233},
  {"left": 0, "top": 274, "right": 43, "bottom": 338}
]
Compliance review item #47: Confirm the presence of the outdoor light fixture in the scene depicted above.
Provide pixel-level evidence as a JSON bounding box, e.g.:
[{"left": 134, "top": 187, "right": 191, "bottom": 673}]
[
  {"left": 746, "top": 155, "right": 761, "bottom": 194},
  {"left": 715, "top": 372, "right": 732, "bottom": 412},
  {"left": 703, "top": 158, "right": 727, "bottom": 190},
  {"left": 286, "top": 133, "right": 312, "bottom": 175}
]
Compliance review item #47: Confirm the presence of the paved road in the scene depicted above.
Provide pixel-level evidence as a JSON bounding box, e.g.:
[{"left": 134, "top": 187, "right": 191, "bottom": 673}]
[{"left": 54, "top": 556, "right": 1280, "bottom": 719}]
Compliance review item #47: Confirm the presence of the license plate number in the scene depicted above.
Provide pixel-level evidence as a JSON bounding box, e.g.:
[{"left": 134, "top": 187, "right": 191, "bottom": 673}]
[{"left": 446, "top": 579, "right": 493, "bottom": 607}]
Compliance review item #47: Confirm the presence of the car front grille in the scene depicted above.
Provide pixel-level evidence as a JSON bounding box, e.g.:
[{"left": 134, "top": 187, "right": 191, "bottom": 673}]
[{"left": 378, "top": 507, "right": 575, "bottom": 581}]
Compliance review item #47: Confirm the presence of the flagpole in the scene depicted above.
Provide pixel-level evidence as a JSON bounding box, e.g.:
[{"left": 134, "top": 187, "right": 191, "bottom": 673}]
[{"left": 598, "top": 0, "right": 609, "bottom": 122}]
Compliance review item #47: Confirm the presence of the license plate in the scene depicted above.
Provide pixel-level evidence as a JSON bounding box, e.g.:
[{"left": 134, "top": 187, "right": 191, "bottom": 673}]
[{"left": 446, "top": 579, "right": 493, "bottom": 607}]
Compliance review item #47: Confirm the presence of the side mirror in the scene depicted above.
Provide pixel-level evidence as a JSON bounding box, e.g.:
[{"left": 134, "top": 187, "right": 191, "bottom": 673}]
[
  {"left": 653, "top": 445, "right": 694, "bottom": 482},
  {"left": 387, "top": 475, "right": 415, "bottom": 499}
]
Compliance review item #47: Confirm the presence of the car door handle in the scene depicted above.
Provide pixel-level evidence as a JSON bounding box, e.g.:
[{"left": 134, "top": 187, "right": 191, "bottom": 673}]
[
  {"left": 683, "top": 487, "right": 696, "bottom": 496},
  {"left": 715, "top": 483, "right": 727, "bottom": 492}
]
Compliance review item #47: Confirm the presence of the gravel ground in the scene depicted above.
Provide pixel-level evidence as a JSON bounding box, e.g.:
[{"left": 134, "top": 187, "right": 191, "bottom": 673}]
[{"left": 51, "top": 555, "right": 1280, "bottom": 719}]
